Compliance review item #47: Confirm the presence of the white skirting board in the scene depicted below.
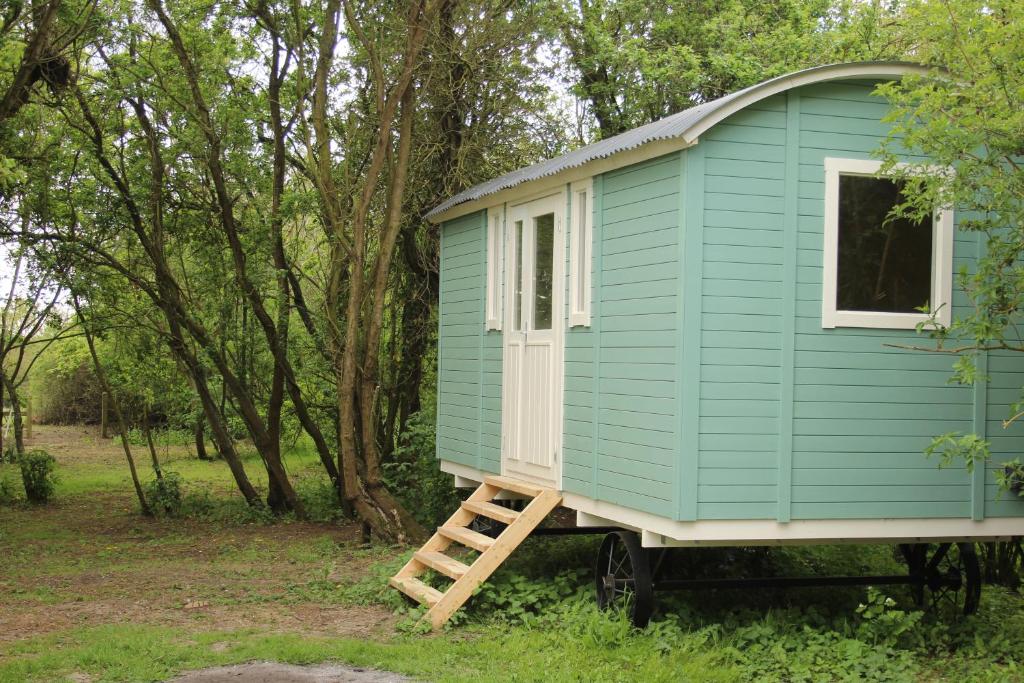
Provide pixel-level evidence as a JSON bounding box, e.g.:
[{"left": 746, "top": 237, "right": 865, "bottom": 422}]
[{"left": 440, "top": 459, "right": 1022, "bottom": 547}]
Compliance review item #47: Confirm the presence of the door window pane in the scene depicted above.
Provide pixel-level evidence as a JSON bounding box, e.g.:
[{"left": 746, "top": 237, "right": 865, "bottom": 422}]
[
  {"left": 514, "top": 220, "right": 524, "bottom": 331},
  {"left": 837, "top": 175, "right": 932, "bottom": 313},
  {"left": 533, "top": 213, "right": 554, "bottom": 330}
]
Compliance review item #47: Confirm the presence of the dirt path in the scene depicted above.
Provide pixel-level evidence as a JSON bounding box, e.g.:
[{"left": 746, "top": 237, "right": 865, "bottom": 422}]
[{"left": 167, "top": 663, "right": 409, "bottom": 682}]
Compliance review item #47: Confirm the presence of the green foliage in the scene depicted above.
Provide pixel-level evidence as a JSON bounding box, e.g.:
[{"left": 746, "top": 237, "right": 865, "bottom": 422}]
[
  {"left": 178, "top": 486, "right": 275, "bottom": 526},
  {"left": 18, "top": 449, "right": 57, "bottom": 504},
  {"left": 382, "top": 411, "right": 461, "bottom": 528},
  {"left": 293, "top": 476, "right": 346, "bottom": 524},
  {"left": 0, "top": 473, "right": 19, "bottom": 505},
  {"left": 926, "top": 431, "right": 991, "bottom": 473},
  {"left": 143, "top": 472, "right": 183, "bottom": 517},
  {"left": 854, "top": 588, "right": 923, "bottom": 649},
  {"left": 876, "top": 0, "right": 1024, "bottom": 491},
  {"left": 126, "top": 428, "right": 194, "bottom": 448},
  {"left": 464, "top": 568, "right": 589, "bottom": 626},
  {"left": 554, "top": 0, "right": 906, "bottom": 140}
]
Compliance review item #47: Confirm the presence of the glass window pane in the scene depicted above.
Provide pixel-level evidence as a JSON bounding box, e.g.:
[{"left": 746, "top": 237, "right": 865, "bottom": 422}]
[
  {"left": 837, "top": 175, "right": 933, "bottom": 313},
  {"left": 533, "top": 213, "right": 554, "bottom": 330},
  {"left": 514, "top": 220, "right": 524, "bottom": 331}
]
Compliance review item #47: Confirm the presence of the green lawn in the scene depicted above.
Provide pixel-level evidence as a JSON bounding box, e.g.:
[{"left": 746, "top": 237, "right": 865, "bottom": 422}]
[{"left": 2, "top": 426, "right": 1024, "bottom": 682}]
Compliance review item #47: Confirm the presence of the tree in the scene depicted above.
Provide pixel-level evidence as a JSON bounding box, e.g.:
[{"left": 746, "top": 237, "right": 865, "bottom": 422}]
[
  {"left": 0, "top": 241, "right": 69, "bottom": 457},
  {"left": 876, "top": 0, "right": 1024, "bottom": 585},
  {"left": 875, "top": 0, "right": 1024, "bottom": 475},
  {"left": 555, "top": 0, "right": 906, "bottom": 139}
]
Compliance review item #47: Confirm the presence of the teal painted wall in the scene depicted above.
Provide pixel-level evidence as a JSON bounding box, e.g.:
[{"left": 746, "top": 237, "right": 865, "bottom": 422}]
[
  {"left": 437, "top": 210, "right": 501, "bottom": 474},
  {"left": 437, "top": 76, "right": 1024, "bottom": 523},
  {"left": 690, "top": 79, "right": 1024, "bottom": 521},
  {"left": 564, "top": 156, "right": 684, "bottom": 515}
]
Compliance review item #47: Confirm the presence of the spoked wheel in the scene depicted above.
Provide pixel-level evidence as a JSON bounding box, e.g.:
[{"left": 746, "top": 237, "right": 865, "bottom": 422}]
[
  {"left": 595, "top": 530, "right": 654, "bottom": 628},
  {"left": 923, "top": 542, "right": 981, "bottom": 617},
  {"left": 469, "top": 499, "right": 520, "bottom": 538},
  {"left": 898, "top": 543, "right": 928, "bottom": 607}
]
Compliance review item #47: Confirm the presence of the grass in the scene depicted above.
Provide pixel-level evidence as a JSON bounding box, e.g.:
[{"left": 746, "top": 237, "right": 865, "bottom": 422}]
[{"left": 2, "top": 425, "right": 1024, "bottom": 682}]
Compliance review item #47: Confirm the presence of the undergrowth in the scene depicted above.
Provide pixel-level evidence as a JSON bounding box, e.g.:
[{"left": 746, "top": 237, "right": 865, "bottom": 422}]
[{"left": 350, "top": 538, "right": 1024, "bottom": 682}]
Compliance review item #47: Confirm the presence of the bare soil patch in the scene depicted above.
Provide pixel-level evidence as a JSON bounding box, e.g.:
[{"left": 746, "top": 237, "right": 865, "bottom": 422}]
[
  {"left": 167, "top": 662, "right": 409, "bottom": 682},
  {"left": 0, "top": 425, "right": 400, "bottom": 644}
]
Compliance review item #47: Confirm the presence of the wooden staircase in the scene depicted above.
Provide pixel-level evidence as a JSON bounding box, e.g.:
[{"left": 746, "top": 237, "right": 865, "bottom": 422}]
[{"left": 389, "top": 475, "right": 562, "bottom": 629}]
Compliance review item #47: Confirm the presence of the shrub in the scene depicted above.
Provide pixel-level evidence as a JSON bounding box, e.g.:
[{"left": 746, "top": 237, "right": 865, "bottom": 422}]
[
  {"left": 143, "top": 471, "right": 183, "bottom": 516},
  {"left": 0, "top": 474, "right": 18, "bottom": 505},
  {"left": 383, "top": 411, "right": 461, "bottom": 528},
  {"left": 19, "top": 449, "right": 57, "bottom": 504},
  {"left": 295, "top": 476, "right": 346, "bottom": 523}
]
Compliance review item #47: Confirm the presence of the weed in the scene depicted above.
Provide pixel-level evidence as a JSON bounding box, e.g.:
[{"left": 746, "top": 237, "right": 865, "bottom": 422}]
[
  {"left": 294, "top": 475, "right": 345, "bottom": 523},
  {"left": 19, "top": 449, "right": 57, "bottom": 504},
  {"left": 382, "top": 411, "right": 461, "bottom": 528},
  {"left": 143, "top": 471, "right": 184, "bottom": 516},
  {"left": 0, "top": 472, "right": 18, "bottom": 504}
]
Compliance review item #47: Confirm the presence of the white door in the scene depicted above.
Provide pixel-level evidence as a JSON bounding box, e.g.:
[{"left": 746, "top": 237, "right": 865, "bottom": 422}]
[{"left": 502, "top": 193, "right": 564, "bottom": 488}]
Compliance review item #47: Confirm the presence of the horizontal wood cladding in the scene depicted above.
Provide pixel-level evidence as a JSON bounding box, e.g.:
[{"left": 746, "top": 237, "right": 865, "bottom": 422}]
[
  {"left": 567, "top": 153, "right": 683, "bottom": 515},
  {"left": 437, "top": 211, "right": 500, "bottom": 475},
  {"left": 694, "top": 81, "right": 1024, "bottom": 521}
]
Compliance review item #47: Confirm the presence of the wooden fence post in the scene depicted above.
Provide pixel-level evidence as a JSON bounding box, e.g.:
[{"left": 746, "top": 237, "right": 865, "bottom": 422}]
[{"left": 101, "top": 391, "right": 109, "bottom": 438}]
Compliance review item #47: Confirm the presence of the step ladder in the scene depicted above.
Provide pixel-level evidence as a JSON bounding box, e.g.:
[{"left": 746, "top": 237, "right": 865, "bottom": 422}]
[{"left": 388, "top": 475, "right": 562, "bottom": 629}]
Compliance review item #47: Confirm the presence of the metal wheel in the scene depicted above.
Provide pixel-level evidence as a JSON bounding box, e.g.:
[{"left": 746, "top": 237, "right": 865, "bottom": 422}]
[
  {"left": 922, "top": 542, "right": 982, "bottom": 617},
  {"left": 469, "top": 515, "right": 505, "bottom": 539},
  {"left": 595, "top": 530, "right": 654, "bottom": 628},
  {"left": 898, "top": 543, "right": 927, "bottom": 607},
  {"left": 468, "top": 499, "right": 520, "bottom": 538}
]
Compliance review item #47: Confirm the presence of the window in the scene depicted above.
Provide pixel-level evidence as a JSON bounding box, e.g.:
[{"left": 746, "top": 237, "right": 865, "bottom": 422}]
[
  {"left": 533, "top": 213, "right": 555, "bottom": 330},
  {"left": 569, "top": 178, "right": 593, "bottom": 327},
  {"left": 821, "top": 158, "right": 953, "bottom": 329},
  {"left": 485, "top": 206, "right": 504, "bottom": 330}
]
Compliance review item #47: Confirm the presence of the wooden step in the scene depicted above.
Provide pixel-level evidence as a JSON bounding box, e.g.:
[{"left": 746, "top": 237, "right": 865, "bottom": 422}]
[
  {"left": 483, "top": 475, "right": 544, "bottom": 498},
  {"left": 388, "top": 575, "right": 443, "bottom": 606},
  {"left": 389, "top": 479, "right": 563, "bottom": 630},
  {"left": 438, "top": 525, "right": 495, "bottom": 552},
  {"left": 461, "top": 500, "right": 520, "bottom": 525},
  {"left": 414, "top": 550, "right": 470, "bottom": 580}
]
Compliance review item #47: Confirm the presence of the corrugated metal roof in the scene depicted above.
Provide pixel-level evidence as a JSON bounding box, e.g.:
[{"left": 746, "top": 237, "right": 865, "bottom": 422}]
[{"left": 426, "top": 61, "right": 923, "bottom": 220}]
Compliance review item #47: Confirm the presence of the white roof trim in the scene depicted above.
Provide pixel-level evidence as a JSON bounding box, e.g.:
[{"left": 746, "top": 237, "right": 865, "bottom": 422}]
[
  {"left": 427, "top": 61, "right": 931, "bottom": 224},
  {"left": 678, "top": 61, "right": 928, "bottom": 144}
]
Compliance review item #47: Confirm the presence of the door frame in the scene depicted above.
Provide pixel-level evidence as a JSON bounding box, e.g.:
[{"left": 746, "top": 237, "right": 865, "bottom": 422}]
[{"left": 500, "top": 190, "right": 566, "bottom": 490}]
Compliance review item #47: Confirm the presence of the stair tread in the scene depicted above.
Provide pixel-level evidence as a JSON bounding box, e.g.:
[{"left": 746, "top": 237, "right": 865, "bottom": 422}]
[
  {"left": 438, "top": 525, "right": 495, "bottom": 552},
  {"left": 461, "top": 500, "right": 520, "bottom": 525},
  {"left": 414, "top": 550, "right": 470, "bottom": 580},
  {"left": 388, "top": 575, "right": 443, "bottom": 606},
  {"left": 484, "top": 475, "right": 545, "bottom": 498}
]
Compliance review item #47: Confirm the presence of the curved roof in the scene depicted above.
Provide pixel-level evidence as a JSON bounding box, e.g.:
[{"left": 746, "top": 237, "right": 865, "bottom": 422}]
[{"left": 426, "top": 61, "right": 928, "bottom": 221}]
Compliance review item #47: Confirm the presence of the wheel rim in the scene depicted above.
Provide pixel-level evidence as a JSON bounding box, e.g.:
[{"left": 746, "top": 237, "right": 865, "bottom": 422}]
[
  {"left": 594, "top": 531, "right": 653, "bottom": 627},
  {"left": 923, "top": 542, "right": 981, "bottom": 617}
]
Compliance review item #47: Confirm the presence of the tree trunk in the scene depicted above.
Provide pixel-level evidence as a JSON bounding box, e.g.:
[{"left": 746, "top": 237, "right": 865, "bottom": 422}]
[
  {"left": 142, "top": 405, "right": 163, "bottom": 479},
  {"left": 72, "top": 297, "right": 151, "bottom": 517},
  {"left": 194, "top": 412, "right": 211, "bottom": 461},
  {"left": 1, "top": 375, "right": 24, "bottom": 457}
]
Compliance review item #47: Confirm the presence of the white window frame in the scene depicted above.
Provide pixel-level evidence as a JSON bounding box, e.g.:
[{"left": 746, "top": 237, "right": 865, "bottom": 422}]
[
  {"left": 485, "top": 205, "right": 504, "bottom": 331},
  {"left": 821, "top": 157, "right": 953, "bottom": 330},
  {"left": 569, "top": 178, "right": 593, "bottom": 327}
]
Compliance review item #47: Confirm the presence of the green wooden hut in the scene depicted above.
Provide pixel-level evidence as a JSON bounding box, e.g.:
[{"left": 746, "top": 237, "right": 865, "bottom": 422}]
[{"left": 392, "top": 62, "right": 1024, "bottom": 628}]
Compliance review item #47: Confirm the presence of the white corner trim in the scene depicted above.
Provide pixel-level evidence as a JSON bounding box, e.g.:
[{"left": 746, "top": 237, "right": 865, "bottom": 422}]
[
  {"left": 485, "top": 206, "right": 504, "bottom": 331},
  {"left": 821, "top": 156, "right": 954, "bottom": 330},
  {"left": 569, "top": 178, "right": 593, "bottom": 328}
]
